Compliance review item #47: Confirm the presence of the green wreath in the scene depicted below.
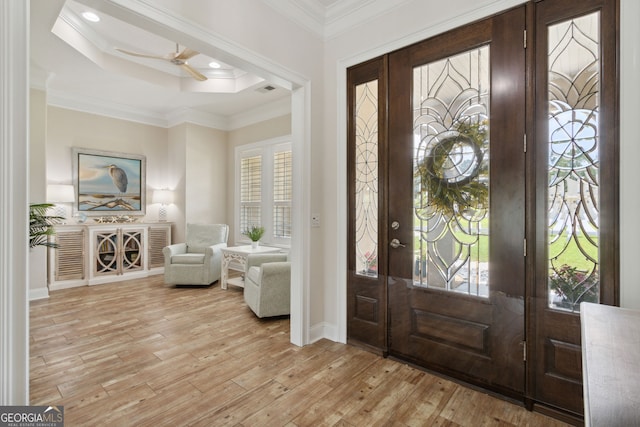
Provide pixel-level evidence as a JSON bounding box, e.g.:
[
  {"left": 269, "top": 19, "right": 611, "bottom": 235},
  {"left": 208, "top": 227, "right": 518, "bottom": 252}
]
[{"left": 416, "top": 121, "right": 489, "bottom": 217}]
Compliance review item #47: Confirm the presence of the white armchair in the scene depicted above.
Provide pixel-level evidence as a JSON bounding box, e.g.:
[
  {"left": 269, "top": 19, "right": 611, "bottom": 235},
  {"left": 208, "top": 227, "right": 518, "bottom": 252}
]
[
  {"left": 163, "top": 223, "right": 229, "bottom": 286},
  {"left": 243, "top": 253, "right": 290, "bottom": 318}
]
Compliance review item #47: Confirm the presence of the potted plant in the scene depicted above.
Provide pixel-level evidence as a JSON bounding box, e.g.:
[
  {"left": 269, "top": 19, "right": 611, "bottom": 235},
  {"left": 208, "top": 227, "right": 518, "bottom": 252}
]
[
  {"left": 243, "top": 225, "right": 265, "bottom": 249},
  {"left": 29, "top": 203, "right": 62, "bottom": 249},
  {"left": 549, "top": 264, "right": 599, "bottom": 312}
]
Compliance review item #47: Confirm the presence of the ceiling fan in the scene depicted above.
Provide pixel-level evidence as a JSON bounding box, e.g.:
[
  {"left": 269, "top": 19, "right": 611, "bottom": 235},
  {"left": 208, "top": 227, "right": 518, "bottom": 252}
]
[{"left": 115, "top": 43, "right": 208, "bottom": 81}]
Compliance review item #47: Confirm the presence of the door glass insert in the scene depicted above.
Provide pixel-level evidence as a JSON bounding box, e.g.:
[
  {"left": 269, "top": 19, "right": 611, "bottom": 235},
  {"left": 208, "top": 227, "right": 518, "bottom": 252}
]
[
  {"left": 547, "top": 12, "right": 600, "bottom": 312},
  {"left": 354, "top": 80, "right": 379, "bottom": 277},
  {"left": 413, "top": 46, "right": 490, "bottom": 297}
]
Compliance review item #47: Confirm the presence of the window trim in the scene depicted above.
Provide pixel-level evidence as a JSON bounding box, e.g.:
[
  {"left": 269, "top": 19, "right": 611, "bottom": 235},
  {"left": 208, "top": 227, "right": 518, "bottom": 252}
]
[{"left": 235, "top": 135, "right": 292, "bottom": 248}]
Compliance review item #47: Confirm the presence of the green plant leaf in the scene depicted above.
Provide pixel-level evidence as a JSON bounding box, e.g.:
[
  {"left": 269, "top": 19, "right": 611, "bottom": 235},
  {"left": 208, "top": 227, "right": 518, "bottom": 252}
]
[{"left": 29, "top": 203, "right": 63, "bottom": 249}]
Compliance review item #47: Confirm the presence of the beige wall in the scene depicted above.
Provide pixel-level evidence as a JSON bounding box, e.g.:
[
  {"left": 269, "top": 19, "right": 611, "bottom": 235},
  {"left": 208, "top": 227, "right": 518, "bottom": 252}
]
[
  {"left": 167, "top": 123, "right": 187, "bottom": 243},
  {"left": 46, "top": 107, "right": 169, "bottom": 190},
  {"left": 39, "top": 105, "right": 289, "bottom": 254},
  {"left": 185, "top": 124, "right": 227, "bottom": 226}
]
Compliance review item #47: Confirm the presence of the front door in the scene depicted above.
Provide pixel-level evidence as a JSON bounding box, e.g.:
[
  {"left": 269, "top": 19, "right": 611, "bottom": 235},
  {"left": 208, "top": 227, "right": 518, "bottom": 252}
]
[
  {"left": 347, "top": 0, "right": 619, "bottom": 414},
  {"left": 386, "top": 7, "right": 526, "bottom": 396}
]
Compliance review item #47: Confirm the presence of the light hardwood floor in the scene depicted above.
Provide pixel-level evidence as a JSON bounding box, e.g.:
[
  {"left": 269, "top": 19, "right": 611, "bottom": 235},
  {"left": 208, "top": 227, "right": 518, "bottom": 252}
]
[{"left": 30, "top": 275, "right": 569, "bottom": 426}]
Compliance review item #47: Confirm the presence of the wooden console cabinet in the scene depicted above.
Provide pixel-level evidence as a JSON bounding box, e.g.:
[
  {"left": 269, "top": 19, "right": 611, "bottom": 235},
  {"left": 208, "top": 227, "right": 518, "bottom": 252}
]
[{"left": 48, "top": 223, "right": 171, "bottom": 290}]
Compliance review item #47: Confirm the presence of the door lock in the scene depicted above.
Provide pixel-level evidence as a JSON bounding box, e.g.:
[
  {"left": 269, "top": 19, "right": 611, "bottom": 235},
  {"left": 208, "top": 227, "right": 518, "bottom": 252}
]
[{"left": 390, "top": 238, "right": 406, "bottom": 248}]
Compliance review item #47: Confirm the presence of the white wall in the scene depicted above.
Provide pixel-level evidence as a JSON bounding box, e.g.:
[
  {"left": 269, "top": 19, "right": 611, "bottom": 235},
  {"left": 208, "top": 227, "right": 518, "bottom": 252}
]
[{"left": 619, "top": 0, "right": 640, "bottom": 309}]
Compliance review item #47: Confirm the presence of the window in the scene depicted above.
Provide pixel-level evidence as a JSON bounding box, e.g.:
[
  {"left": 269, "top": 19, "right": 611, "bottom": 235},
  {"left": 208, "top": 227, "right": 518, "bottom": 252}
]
[
  {"left": 240, "top": 155, "right": 262, "bottom": 233},
  {"left": 236, "top": 136, "right": 292, "bottom": 246},
  {"left": 273, "top": 150, "right": 292, "bottom": 239}
]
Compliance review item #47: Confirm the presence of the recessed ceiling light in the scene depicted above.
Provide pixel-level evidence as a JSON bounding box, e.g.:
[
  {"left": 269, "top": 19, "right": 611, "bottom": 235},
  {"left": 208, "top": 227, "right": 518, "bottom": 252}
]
[
  {"left": 208, "top": 61, "right": 221, "bottom": 69},
  {"left": 81, "top": 11, "right": 100, "bottom": 23}
]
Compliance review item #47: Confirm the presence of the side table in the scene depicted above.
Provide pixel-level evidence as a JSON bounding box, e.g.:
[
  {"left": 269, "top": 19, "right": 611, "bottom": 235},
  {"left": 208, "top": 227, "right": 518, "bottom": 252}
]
[{"left": 220, "top": 245, "right": 282, "bottom": 289}]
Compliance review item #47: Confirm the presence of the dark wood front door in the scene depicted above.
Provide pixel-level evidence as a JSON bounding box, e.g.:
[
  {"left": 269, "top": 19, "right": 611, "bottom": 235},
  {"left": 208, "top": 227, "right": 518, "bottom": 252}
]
[
  {"left": 386, "top": 7, "right": 526, "bottom": 397},
  {"left": 346, "top": 0, "right": 619, "bottom": 417}
]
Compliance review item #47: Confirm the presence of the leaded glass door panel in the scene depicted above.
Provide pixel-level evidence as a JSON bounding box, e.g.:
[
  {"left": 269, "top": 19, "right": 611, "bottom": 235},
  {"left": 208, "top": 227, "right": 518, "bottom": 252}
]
[
  {"left": 387, "top": 7, "right": 526, "bottom": 395},
  {"left": 347, "top": 58, "right": 388, "bottom": 350},
  {"left": 531, "top": 0, "right": 618, "bottom": 415}
]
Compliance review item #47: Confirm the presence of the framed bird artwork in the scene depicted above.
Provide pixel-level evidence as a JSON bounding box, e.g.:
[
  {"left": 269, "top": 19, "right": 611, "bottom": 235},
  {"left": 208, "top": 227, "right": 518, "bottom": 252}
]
[{"left": 72, "top": 148, "right": 146, "bottom": 216}]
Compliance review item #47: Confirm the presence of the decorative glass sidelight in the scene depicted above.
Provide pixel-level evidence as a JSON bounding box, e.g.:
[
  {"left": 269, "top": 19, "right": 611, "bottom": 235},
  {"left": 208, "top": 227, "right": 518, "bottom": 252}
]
[
  {"left": 413, "top": 46, "right": 490, "bottom": 297},
  {"left": 547, "top": 13, "right": 600, "bottom": 312},
  {"left": 354, "top": 80, "right": 379, "bottom": 277}
]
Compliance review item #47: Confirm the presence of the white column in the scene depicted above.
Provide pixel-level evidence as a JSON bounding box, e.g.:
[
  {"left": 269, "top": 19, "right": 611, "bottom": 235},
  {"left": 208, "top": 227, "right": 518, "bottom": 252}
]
[
  {"left": 620, "top": 0, "right": 640, "bottom": 310},
  {"left": 290, "top": 84, "right": 310, "bottom": 346},
  {"left": 0, "top": 0, "right": 30, "bottom": 404}
]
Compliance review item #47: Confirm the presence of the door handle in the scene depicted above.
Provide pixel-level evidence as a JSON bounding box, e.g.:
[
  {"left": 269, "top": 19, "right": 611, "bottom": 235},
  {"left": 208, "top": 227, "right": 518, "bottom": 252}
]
[{"left": 390, "top": 238, "right": 406, "bottom": 249}]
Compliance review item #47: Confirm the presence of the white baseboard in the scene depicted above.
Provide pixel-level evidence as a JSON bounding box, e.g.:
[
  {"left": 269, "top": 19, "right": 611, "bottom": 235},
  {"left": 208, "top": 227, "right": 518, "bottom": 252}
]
[
  {"left": 29, "top": 287, "right": 49, "bottom": 301},
  {"left": 308, "top": 321, "right": 341, "bottom": 344},
  {"left": 48, "top": 280, "right": 86, "bottom": 291}
]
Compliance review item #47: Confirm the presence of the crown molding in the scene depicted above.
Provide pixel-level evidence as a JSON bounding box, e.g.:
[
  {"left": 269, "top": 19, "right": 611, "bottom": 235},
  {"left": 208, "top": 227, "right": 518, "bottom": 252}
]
[
  {"left": 55, "top": 4, "right": 246, "bottom": 84},
  {"left": 165, "top": 107, "right": 228, "bottom": 130},
  {"left": 29, "top": 66, "right": 51, "bottom": 91},
  {"left": 45, "top": 88, "right": 290, "bottom": 131},
  {"left": 41, "top": 1, "right": 296, "bottom": 131},
  {"left": 77, "top": 0, "right": 300, "bottom": 90},
  {"left": 324, "top": 0, "right": 413, "bottom": 40},
  {"left": 46, "top": 89, "right": 170, "bottom": 127},
  {"left": 261, "top": 0, "right": 414, "bottom": 40},
  {"left": 261, "top": 0, "right": 325, "bottom": 38}
]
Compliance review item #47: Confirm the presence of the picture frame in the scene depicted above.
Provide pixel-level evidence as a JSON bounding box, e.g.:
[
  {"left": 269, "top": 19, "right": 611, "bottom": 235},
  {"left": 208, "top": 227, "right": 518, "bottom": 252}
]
[{"left": 72, "top": 148, "right": 146, "bottom": 216}]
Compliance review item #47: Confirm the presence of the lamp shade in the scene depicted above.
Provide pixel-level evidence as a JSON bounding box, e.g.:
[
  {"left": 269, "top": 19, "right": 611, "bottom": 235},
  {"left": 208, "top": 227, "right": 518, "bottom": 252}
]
[
  {"left": 152, "top": 189, "right": 174, "bottom": 205},
  {"left": 46, "top": 184, "right": 75, "bottom": 203}
]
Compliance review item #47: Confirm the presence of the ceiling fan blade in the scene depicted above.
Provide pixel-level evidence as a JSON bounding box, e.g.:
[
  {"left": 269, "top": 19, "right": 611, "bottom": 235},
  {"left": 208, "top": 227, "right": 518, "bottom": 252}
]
[
  {"left": 175, "top": 48, "right": 200, "bottom": 61},
  {"left": 115, "top": 48, "right": 168, "bottom": 60},
  {"left": 180, "top": 63, "right": 207, "bottom": 81}
]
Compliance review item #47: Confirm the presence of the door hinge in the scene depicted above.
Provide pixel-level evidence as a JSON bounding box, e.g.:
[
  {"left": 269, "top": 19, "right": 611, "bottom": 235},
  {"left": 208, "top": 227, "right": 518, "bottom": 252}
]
[
  {"left": 523, "top": 29, "right": 527, "bottom": 49},
  {"left": 523, "top": 133, "right": 527, "bottom": 153},
  {"left": 523, "top": 238, "right": 527, "bottom": 257},
  {"left": 523, "top": 341, "right": 527, "bottom": 361}
]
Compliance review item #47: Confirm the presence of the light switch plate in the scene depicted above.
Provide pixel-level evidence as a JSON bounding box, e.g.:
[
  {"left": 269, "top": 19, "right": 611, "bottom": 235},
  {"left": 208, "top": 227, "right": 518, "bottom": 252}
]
[{"left": 311, "top": 213, "right": 320, "bottom": 227}]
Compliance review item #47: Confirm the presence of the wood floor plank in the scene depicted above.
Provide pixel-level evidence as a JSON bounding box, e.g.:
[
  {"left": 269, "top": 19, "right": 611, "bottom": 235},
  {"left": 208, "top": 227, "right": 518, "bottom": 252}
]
[
  {"left": 193, "top": 379, "right": 291, "bottom": 426},
  {"left": 241, "top": 376, "right": 333, "bottom": 426},
  {"left": 30, "top": 275, "right": 569, "bottom": 426}
]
